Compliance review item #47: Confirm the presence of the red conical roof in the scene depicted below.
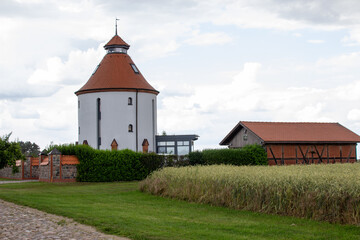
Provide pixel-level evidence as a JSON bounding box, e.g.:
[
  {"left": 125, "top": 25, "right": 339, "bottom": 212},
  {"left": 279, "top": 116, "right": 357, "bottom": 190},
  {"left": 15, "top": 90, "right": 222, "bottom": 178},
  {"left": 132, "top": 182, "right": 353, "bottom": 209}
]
[
  {"left": 75, "top": 35, "right": 158, "bottom": 96},
  {"left": 104, "top": 35, "right": 129, "bottom": 48}
]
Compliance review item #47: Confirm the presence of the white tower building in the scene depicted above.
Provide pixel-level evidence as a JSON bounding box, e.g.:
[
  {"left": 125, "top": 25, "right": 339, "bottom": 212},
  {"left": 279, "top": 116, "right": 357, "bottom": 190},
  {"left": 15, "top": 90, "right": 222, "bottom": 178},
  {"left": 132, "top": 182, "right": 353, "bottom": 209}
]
[{"left": 75, "top": 33, "right": 159, "bottom": 152}]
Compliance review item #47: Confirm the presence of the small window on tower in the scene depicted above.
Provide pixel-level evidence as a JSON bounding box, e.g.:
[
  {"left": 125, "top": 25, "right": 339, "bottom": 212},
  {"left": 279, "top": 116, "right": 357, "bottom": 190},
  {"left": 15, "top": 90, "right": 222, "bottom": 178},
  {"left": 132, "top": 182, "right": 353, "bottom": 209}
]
[
  {"left": 128, "top": 97, "right": 132, "bottom": 105},
  {"left": 130, "top": 64, "right": 139, "bottom": 74},
  {"left": 128, "top": 124, "right": 133, "bottom": 132}
]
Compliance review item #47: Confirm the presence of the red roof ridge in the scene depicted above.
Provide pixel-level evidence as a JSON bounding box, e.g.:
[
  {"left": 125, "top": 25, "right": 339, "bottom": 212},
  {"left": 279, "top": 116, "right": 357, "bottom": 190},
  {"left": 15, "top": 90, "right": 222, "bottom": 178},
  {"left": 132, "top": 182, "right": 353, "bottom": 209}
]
[
  {"left": 220, "top": 121, "right": 360, "bottom": 145},
  {"left": 241, "top": 121, "right": 339, "bottom": 124},
  {"left": 104, "top": 34, "right": 129, "bottom": 48}
]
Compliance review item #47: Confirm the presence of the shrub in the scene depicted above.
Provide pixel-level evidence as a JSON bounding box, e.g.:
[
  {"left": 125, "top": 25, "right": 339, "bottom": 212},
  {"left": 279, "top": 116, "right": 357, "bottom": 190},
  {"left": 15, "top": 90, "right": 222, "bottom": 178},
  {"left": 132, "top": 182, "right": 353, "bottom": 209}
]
[
  {"left": 0, "top": 133, "right": 25, "bottom": 173},
  {"left": 140, "top": 153, "right": 165, "bottom": 175},
  {"left": 188, "top": 151, "right": 204, "bottom": 165},
  {"left": 188, "top": 144, "right": 267, "bottom": 166}
]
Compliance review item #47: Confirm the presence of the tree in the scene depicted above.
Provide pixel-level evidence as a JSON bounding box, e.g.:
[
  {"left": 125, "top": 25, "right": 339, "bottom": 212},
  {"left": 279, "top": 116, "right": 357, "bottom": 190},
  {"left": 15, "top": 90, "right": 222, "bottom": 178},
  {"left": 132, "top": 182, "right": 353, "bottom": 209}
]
[
  {"left": 18, "top": 140, "right": 40, "bottom": 157},
  {"left": 0, "top": 133, "right": 25, "bottom": 172}
]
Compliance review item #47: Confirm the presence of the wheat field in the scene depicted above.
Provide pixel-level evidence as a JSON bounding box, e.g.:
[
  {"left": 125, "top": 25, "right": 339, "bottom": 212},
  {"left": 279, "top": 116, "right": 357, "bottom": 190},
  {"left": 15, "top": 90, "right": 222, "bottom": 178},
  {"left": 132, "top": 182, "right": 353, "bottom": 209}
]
[{"left": 140, "top": 163, "right": 360, "bottom": 225}]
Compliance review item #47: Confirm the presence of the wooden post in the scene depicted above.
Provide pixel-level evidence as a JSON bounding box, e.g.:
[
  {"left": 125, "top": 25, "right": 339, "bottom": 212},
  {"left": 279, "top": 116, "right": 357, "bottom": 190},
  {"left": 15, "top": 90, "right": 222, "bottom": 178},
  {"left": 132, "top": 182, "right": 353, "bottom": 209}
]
[
  {"left": 314, "top": 145, "right": 324, "bottom": 164},
  {"left": 21, "top": 160, "right": 24, "bottom": 180},
  {"left": 311, "top": 151, "right": 314, "bottom": 164},
  {"left": 50, "top": 155, "right": 53, "bottom": 182},
  {"left": 340, "top": 146, "right": 342, "bottom": 163},
  {"left": 295, "top": 146, "right": 298, "bottom": 164},
  {"left": 327, "top": 145, "right": 329, "bottom": 163},
  {"left": 59, "top": 155, "right": 62, "bottom": 180},
  {"left": 281, "top": 145, "right": 284, "bottom": 165},
  {"left": 269, "top": 146, "right": 278, "bottom": 165},
  {"left": 298, "top": 146, "right": 309, "bottom": 164},
  {"left": 346, "top": 145, "right": 353, "bottom": 163},
  {"left": 29, "top": 157, "right": 32, "bottom": 179}
]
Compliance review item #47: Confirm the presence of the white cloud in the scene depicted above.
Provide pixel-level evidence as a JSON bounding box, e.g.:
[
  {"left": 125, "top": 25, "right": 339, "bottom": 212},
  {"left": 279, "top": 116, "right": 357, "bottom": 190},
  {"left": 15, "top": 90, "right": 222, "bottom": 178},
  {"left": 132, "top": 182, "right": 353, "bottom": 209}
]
[
  {"left": 214, "top": 3, "right": 304, "bottom": 30},
  {"left": 185, "top": 30, "right": 232, "bottom": 46},
  {"left": 307, "top": 39, "right": 324, "bottom": 44},
  {"left": 334, "top": 81, "right": 360, "bottom": 101},
  {"left": 10, "top": 107, "right": 40, "bottom": 119},
  {"left": 342, "top": 28, "right": 360, "bottom": 45},
  {"left": 348, "top": 109, "right": 360, "bottom": 121},
  {"left": 317, "top": 52, "right": 360, "bottom": 69},
  {"left": 295, "top": 103, "right": 332, "bottom": 122},
  {"left": 0, "top": 84, "right": 79, "bottom": 149},
  {"left": 137, "top": 40, "right": 180, "bottom": 59},
  {"left": 158, "top": 53, "right": 360, "bottom": 149},
  {"left": 2, "top": 0, "right": 360, "bottom": 152},
  {"left": 28, "top": 57, "right": 63, "bottom": 85}
]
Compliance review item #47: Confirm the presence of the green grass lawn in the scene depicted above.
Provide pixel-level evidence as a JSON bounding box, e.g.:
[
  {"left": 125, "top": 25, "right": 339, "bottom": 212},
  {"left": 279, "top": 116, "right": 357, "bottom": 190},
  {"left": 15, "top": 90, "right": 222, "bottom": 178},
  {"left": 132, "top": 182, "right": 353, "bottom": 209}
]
[
  {"left": 0, "top": 178, "right": 19, "bottom": 181},
  {"left": 0, "top": 182, "right": 359, "bottom": 240}
]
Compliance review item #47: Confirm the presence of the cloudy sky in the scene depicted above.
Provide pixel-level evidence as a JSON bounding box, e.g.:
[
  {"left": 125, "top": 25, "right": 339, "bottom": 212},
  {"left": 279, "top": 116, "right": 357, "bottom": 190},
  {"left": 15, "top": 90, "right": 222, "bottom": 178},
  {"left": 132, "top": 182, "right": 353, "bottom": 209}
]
[{"left": 1, "top": 0, "right": 360, "bottom": 153}]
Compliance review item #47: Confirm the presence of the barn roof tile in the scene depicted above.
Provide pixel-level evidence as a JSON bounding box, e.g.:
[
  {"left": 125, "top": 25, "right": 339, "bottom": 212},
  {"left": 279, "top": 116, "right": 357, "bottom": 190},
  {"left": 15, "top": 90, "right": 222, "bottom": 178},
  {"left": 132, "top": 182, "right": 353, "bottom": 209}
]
[{"left": 220, "top": 121, "right": 360, "bottom": 145}]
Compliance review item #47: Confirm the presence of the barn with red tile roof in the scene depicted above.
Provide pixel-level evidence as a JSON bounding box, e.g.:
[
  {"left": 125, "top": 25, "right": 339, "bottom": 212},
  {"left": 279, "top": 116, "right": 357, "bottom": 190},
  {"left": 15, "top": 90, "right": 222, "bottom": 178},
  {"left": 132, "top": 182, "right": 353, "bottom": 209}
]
[{"left": 220, "top": 121, "right": 360, "bottom": 165}]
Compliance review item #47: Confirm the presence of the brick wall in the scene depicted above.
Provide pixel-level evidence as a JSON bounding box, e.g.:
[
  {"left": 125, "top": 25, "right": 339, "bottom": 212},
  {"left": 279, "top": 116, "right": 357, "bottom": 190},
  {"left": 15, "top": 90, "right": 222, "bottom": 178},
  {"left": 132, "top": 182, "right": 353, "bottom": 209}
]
[
  {"left": 0, "top": 150, "right": 79, "bottom": 182},
  {"left": 0, "top": 156, "right": 40, "bottom": 180},
  {"left": 61, "top": 164, "right": 78, "bottom": 180},
  {"left": 31, "top": 166, "right": 39, "bottom": 178},
  {"left": 0, "top": 165, "right": 22, "bottom": 179},
  {"left": 39, "top": 156, "right": 50, "bottom": 181},
  {"left": 23, "top": 157, "right": 39, "bottom": 179},
  {"left": 38, "top": 150, "right": 79, "bottom": 183}
]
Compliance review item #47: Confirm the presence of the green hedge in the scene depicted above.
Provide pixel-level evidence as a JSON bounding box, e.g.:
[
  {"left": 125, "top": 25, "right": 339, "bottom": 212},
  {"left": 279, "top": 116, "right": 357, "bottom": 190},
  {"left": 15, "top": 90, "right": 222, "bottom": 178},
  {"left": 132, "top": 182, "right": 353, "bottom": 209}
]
[
  {"left": 188, "top": 144, "right": 267, "bottom": 166},
  {"left": 47, "top": 143, "right": 267, "bottom": 181},
  {"left": 51, "top": 144, "right": 165, "bottom": 182}
]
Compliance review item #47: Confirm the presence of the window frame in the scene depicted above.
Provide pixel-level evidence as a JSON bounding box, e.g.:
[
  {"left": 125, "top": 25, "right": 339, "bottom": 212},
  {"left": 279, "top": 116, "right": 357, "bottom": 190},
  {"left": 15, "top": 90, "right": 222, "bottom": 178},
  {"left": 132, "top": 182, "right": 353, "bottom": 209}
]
[
  {"left": 130, "top": 63, "right": 139, "bottom": 74},
  {"left": 128, "top": 124, "right": 133, "bottom": 132}
]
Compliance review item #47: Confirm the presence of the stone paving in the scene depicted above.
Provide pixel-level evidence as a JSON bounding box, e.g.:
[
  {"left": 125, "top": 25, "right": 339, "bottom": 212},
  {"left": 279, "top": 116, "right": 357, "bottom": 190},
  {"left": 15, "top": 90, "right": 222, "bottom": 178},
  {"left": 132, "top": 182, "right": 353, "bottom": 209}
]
[{"left": 0, "top": 199, "right": 130, "bottom": 240}]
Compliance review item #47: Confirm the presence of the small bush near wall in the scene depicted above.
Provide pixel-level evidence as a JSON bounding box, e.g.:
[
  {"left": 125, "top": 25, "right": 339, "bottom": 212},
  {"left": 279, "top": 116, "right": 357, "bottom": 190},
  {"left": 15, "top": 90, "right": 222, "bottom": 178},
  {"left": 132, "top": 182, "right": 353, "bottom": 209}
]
[
  {"left": 139, "top": 153, "right": 165, "bottom": 176},
  {"left": 188, "top": 144, "right": 267, "bottom": 166},
  {"left": 188, "top": 151, "right": 204, "bottom": 165}
]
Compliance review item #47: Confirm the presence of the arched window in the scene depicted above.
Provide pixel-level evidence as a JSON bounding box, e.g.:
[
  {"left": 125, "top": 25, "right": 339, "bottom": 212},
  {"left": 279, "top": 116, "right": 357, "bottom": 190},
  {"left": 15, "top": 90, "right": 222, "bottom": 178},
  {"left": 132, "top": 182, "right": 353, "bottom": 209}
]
[
  {"left": 128, "top": 124, "right": 133, "bottom": 132},
  {"left": 128, "top": 97, "right": 132, "bottom": 105},
  {"left": 97, "top": 98, "right": 101, "bottom": 149}
]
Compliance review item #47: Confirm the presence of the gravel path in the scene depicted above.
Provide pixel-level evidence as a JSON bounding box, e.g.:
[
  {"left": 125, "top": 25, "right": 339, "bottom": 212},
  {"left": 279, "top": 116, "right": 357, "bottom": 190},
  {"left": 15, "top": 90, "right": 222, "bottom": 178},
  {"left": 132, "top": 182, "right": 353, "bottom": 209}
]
[{"left": 0, "top": 199, "right": 130, "bottom": 240}]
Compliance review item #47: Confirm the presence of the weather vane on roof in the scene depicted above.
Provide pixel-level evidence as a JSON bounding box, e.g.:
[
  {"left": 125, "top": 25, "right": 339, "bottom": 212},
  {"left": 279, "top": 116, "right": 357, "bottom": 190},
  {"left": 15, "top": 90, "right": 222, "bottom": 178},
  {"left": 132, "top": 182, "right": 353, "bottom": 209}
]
[{"left": 115, "top": 18, "right": 119, "bottom": 35}]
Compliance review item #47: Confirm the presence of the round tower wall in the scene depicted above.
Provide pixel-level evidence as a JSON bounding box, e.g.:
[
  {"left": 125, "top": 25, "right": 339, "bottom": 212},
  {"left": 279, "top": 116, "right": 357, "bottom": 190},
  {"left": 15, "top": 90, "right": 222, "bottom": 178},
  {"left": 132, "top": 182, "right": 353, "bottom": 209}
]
[{"left": 78, "top": 91, "right": 157, "bottom": 152}]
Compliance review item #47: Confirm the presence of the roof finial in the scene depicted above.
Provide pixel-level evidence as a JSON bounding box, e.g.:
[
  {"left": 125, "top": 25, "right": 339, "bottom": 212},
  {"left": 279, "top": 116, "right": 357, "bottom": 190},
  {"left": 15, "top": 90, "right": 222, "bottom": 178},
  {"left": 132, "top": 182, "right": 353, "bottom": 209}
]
[{"left": 115, "top": 18, "right": 119, "bottom": 35}]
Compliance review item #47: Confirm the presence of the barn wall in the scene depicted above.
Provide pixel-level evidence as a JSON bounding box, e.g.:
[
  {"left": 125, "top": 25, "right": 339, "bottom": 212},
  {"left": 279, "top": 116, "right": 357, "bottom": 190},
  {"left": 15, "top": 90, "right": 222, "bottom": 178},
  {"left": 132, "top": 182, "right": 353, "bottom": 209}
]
[
  {"left": 229, "top": 127, "right": 262, "bottom": 148},
  {"left": 266, "top": 143, "right": 357, "bottom": 165}
]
